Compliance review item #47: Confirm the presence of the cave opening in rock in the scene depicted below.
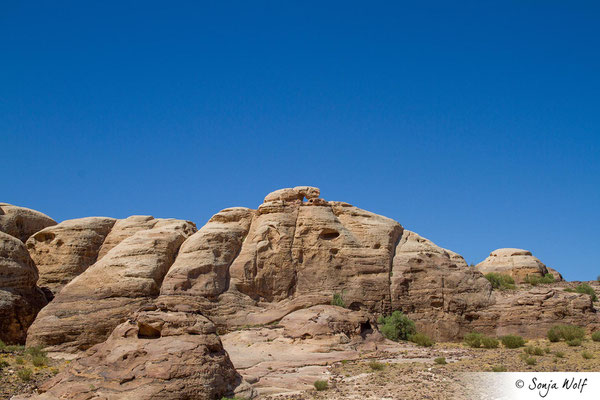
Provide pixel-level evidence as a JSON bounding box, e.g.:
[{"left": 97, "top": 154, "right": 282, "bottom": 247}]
[{"left": 137, "top": 323, "right": 161, "bottom": 339}]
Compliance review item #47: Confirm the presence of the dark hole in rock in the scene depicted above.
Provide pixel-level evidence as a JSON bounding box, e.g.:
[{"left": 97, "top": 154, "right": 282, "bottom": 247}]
[
  {"left": 40, "top": 287, "right": 54, "bottom": 302},
  {"left": 34, "top": 232, "right": 55, "bottom": 243},
  {"left": 360, "top": 321, "right": 373, "bottom": 337},
  {"left": 319, "top": 229, "right": 339, "bottom": 240},
  {"left": 349, "top": 302, "right": 364, "bottom": 311},
  {"left": 373, "top": 243, "right": 381, "bottom": 249},
  {"left": 138, "top": 323, "right": 161, "bottom": 339},
  {"left": 334, "top": 265, "right": 342, "bottom": 270},
  {"left": 330, "top": 248, "right": 339, "bottom": 255}
]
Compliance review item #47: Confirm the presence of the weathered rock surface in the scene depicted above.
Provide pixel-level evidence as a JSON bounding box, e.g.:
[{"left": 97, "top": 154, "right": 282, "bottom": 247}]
[
  {"left": 26, "top": 219, "right": 196, "bottom": 352},
  {"left": 0, "top": 203, "right": 56, "bottom": 243},
  {"left": 391, "top": 230, "right": 494, "bottom": 341},
  {"left": 546, "top": 267, "right": 564, "bottom": 281},
  {"left": 476, "top": 248, "right": 549, "bottom": 283},
  {"left": 16, "top": 310, "right": 252, "bottom": 400},
  {"left": 97, "top": 215, "right": 162, "bottom": 259},
  {"left": 472, "top": 286, "right": 598, "bottom": 337},
  {"left": 0, "top": 231, "right": 47, "bottom": 343},
  {"left": 26, "top": 217, "right": 116, "bottom": 294},
  {"left": 280, "top": 305, "right": 373, "bottom": 339}
]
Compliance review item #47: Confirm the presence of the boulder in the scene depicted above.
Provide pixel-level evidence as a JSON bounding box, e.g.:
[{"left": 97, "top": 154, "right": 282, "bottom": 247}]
[
  {"left": 0, "top": 203, "right": 56, "bottom": 243},
  {"left": 280, "top": 305, "right": 373, "bottom": 339},
  {"left": 0, "top": 231, "right": 47, "bottom": 343},
  {"left": 16, "top": 310, "right": 253, "bottom": 400},
  {"left": 475, "top": 248, "right": 549, "bottom": 283},
  {"left": 26, "top": 219, "right": 196, "bottom": 352},
  {"left": 97, "top": 215, "right": 162, "bottom": 259},
  {"left": 546, "top": 267, "right": 564, "bottom": 281},
  {"left": 390, "top": 230, "right": 493, "bottom": 341},
  {"left": 26, "top": 217, "right": 116, "bottom": 294}
]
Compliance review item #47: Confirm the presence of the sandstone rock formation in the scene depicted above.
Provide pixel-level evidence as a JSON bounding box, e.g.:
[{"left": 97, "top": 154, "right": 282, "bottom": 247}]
[
  {"left": 279, "top": 305, "right": 373, "bottom": 339},
  {"left": 391, "top": 230, "right": 494, "bottom": 340},
  {"left": 0, "top": 231, "right": 47, "bottom": 343},
  {"left": 546, "top": 267, "right": 564, "bottom": 281},
  {"left": 472, "top": 286, "right": 598, "bottom": 337},
  {"left": 15, "top": 309, "right": 253, "bottom": 400},
  {"left": 0, "top": 203, "right": 56, "bottom": 243},
  {"left": 26, "top": 217, "right": 116, "bottom": 294},
  {"left": 475, "top": 248, "right": 549, "bottom": 283},
  {"left": 26, "top": 219, "right": 196, "bottom": 351}
]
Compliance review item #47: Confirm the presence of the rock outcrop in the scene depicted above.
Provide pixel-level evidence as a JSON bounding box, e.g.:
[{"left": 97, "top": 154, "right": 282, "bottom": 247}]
[
  {"left": 26, "top": 219, "right": 196, "bottom": 351},
  {"left": 0, "top": 231, "right": 47, "bottom": 343},
  {"left": 280, "top": 305, "right": 373, "bottom": 339},
  {"left": 26, "top": 217, "right": 117, "bottom": 294},
  {"left": 0, "top": 203, "right": 56, "bottom": 243},
  {"left": 391, "top": 230, "right": 494, "bottom": 340},
  {"left": 475, "top": 248, "right": 549, "bottom": 283},
  {"left": 15, "top": 309, "right": 252, "bottom": 400}
]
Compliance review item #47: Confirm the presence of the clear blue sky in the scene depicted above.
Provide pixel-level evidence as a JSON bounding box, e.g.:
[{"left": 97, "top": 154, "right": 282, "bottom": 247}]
[{"left": 2, "top": 2, "right": 599, "bottom": 280}]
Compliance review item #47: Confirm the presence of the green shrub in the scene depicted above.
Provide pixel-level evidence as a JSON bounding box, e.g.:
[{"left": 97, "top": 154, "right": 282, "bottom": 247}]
[
  {"left": 481, "top": 336, "right": 499, "bottom": 349},
  {"left": 313, "top": 380, "right": 328, "bottom": 391},
  {"left": 25, "top": 346, "right": 46, "bottom": 358},
  {"left": 0, "top": 340, "right": 5, "bottom": 351},
  {"left": 17, "top": 368, "right": 33, "bottom": 381},
  {"left": 525, "top": 273, "right": 555, "bottom": 286},
  {"left": 554, "top": 351, "right": 565, "bottom": 358},
  {"left": 525, "top": 346, "right": 544, "bottom": 356},
  {"left": 368, "top": 361, "right": 385, "bottom": 371},
  {"left": 484, "top": 273, "right": 515, "bottom": 290},
  {"left": 15, "top": 357, "right": 25, "bottom": 365},
  {"left": 592, "top": 331, "right": 600, "bottom": 342},
  {"left": 434, "top": 357, "right": 446, "bottom": 365},
  {"left": 491, "top": 365, "right": 507, "bottom": 372},
  {"left": 582, "top": 351, "right": 594, "bottom": 360},
  {"left": 547, "top": 325, "right": 585, "bottom": 342},
  {"left": 567, "top": 339, "right": 582, "bottom": 347},
  {"left": 525, "top": 357, "right": 537, "bottom": 366},
  {"left": 6, "top": 345, "right": 24, "bottom": 352},
  {"left": 564, "top": 284, "right": 597, "bottom": 301},
  {"left": 378, "top": 311, "right": 416, "bottom": 341},
  {"left": 0, "top": 360, "right": 10, "bottom": 369},
  {"left": 544, "top": 347, "right": 552, "bottom": 354},
  {"left": 464, "top": 332, "right": 484, "bottom": 348},
  {"left": 410, "top": 332, "right": 434, "bottom": 347},
  {"left": 31, "top": 355, "right": 47, "bottom": 367},
  {"left": 331, "top": 293, "right": 346, "bottom": 308},
  {"left": 500, "top": 335, "right": 526, "bottom": 348}
]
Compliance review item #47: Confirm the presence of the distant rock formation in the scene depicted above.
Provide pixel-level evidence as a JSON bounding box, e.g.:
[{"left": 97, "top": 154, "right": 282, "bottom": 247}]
[
  {"left": 475, "top": 248, "right": 549, "bottom": 283},
  {"left": 0, "top": 203, "right": 56, "bottom": 243}
]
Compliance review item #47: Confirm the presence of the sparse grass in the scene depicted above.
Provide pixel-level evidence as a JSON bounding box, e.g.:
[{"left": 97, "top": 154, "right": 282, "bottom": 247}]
[
  {"left": 484, "top": 273, "right": 515, "bottom": 290},
  {"left": 331, "top": 293, "right": 346, "bottom": 308},
  {"left": 525, "top": 346, "right": 544, "bottom": 356},
  {"left": 17, "top": 368, "right": 33, "bottom": 381},
  {"left": 0, "top": 360, "right": 10, "bottom": 369},
  {"left": 6, "top": 345, "right": 24, "bottom": 352},
  {"left": 434, "top": 357, "right": 446, "bottom": 365},
  {"left": 314, "top": 380, "right": 329, "bottom": 391},
  {"left": 554, "top": 351, "right": 565, "bottom": 358},
  {"left": 564, "top": 284, "right": 597, "bottom": 302},
  {"left": 501, "top": 335, "right": 526, "bottom": 348},
  {"left": 25, "top": 346, "right": 46, "bottom": 358},
  {"left": 525, "top": 357, "right": 537, "bottom": 366},
  {"left": 491, "top": 365, "right": 507, "bottom": 372},
  {"left": 582, "top": 351, "right": 594, "bottom": 360},
  {"left": 567, "top": 339, "right": 582, "bottom": 347},
  {"left": 524, "top": 273, "right": 555, "bottom": 286},
  {"left": 378, "top": 311, "right": 416, "bottom": 341},
  {"left": 0, "top": 340, "right": 5, "bottom": 351},
  {"left": 547, "top": 325, "right": 585, "bottom": 342},
  {"left": 592, "top": 331, "right": 600, "bottom": 342},
  {"left": 544, "top": 347, "right": 552, "bottom": 354},
  {"left": 368, "top": 361, "right": 385, "bottom": 371},
  {"left": 410, "top": 332, "right": 434, "bottom": 347},
  {"left": 15, "top": 357, "right": 25, "bottom": 365},
  {"left": 31, "top": 355, "right": 47, "bottom": 367}
]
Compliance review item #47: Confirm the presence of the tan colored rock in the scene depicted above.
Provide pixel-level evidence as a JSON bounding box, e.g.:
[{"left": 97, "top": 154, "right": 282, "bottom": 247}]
[
  {"left": 97, "top": 215, "right": 159, "bottom": 259},
  {"left": 391, "top": 230, "right": 493, "bottom": 341},
  {"left": 546, "top": 267, "right": 564, "bottom": 281},
  {"left": 472, "top": 286, "right": 598, "bottom": 337},
  {"left": 0, "top": 203, "right": 56, "bottom": 243},
  {"left": 161, "top": 208, "right": 254, "bottom": 299},
  {"left": 26, "top": 219, "right": 196, "bottom": 352},
  {"left": 280, "top": 305, "right": 373, "bottom": 339},
  {"left": 444, "top": 248, "right": 469, "bottom": 268},
  {"left": 17, "top": 310, "right": 253, "bottom": 400},
  {"left": 26, "top": 217, "right": 116, "bottom": 294},
  {"left": 476, "top": 248, "right": 549, "bottom": 283},
  {"left": 0, "top": 231, "right": 47, "bottom": 343}
]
